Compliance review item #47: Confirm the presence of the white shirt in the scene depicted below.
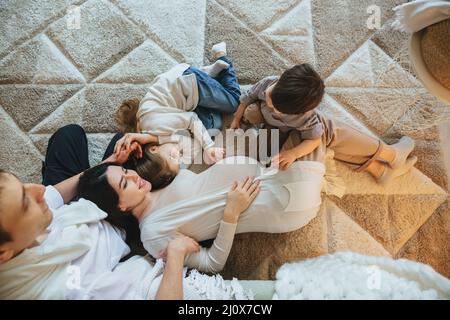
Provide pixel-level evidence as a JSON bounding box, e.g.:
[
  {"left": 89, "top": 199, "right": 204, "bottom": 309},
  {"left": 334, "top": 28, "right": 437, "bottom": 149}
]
[
  {"left": 0, "top": 187, "right": 164, "bottom": 300},
  {"left": 40, "top": 186, "right": 133, "bottom": 299}
]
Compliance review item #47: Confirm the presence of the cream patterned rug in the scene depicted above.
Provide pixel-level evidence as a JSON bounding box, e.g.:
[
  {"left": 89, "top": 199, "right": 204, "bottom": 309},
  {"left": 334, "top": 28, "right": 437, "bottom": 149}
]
[{"left": 0, "top": 0, "right": 449, "bottom": 279}]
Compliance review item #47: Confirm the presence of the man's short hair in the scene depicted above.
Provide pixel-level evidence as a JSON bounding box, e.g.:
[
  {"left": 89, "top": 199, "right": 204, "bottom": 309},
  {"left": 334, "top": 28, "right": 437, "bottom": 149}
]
[{"left": 0, "top": 170, "right": 13, "bottom": 246}]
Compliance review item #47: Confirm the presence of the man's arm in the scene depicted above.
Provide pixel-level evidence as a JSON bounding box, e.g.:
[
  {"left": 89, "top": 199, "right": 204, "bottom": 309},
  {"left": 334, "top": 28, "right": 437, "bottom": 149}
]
[
  {"left": 53, "top": 143, "right": 140, "bottom": 204},
  {"left": 156, "top": 235, "right": 200, "bottom": 300},
  {"left": 53, "top": 173, "right": 83, "bottom": 204},
  {"left": 155, "top": 248, "right": 186, "bottom": 299}
]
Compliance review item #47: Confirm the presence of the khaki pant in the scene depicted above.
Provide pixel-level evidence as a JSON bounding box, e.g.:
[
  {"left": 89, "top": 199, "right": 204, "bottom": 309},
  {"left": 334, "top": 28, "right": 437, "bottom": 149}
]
[{"left": 244, "top": 103, "right": 383, "bottom": 171}]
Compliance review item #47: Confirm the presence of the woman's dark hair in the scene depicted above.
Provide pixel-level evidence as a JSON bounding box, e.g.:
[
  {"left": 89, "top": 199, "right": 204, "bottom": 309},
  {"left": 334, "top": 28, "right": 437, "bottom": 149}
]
[
  {"left": 116, "top": 98, "right": 140, "bottom": 133},
  {"left": 271, "top": 63, "right": 325, "bottom": 114},
  {"left": 77, "top": 163, "right": 147, "bottom": 260},
  {"left": 132, "top": 143, "right": 177, "bottom": 190}
]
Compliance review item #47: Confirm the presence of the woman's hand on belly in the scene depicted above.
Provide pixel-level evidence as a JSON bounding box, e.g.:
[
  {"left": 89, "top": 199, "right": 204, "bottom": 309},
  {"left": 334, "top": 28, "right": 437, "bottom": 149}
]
[{"left": 223, "top": 176, "right": 261, "bottom": 224}]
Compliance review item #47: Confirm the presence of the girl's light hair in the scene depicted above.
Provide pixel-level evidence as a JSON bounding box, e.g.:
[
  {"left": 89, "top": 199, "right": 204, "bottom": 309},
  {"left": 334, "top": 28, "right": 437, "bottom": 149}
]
[{"left": 116, "top": 98, "right": 140, "bottom": 133}]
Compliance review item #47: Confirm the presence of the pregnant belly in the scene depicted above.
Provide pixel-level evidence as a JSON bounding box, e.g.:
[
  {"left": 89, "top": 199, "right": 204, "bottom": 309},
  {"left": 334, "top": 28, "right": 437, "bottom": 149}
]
[{"left": 197, "top": 156, "right": 261, "bottom": 191}]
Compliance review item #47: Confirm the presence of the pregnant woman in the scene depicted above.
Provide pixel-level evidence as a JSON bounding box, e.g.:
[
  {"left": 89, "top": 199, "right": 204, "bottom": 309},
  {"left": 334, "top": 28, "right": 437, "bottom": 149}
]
[{"left": 77, "top": 155, "right": 325, "bottom": 274}]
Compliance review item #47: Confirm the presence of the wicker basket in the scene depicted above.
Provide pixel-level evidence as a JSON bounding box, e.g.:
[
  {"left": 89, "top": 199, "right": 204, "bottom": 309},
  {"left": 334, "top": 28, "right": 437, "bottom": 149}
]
[
  {"left": 409, "top": 18, "right": 450, "bottom": 104},
  {"left": 421, "top": 18, "right": 450, "bottom": 90}
]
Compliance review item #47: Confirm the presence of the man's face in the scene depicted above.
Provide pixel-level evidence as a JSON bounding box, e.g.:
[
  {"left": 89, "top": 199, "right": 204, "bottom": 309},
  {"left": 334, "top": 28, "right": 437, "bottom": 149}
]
[{"left": 0, "top": 173, "right": 52, "bottom": 263}]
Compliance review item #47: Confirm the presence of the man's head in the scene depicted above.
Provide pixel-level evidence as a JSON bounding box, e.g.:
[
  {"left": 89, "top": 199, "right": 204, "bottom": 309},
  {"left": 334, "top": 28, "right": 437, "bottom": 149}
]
[
  {"left": 266, "top": 63, "right": 325, "bottom": 115},
  {"left": 0, "top": 170, "right": 52, "bottom": 263}
]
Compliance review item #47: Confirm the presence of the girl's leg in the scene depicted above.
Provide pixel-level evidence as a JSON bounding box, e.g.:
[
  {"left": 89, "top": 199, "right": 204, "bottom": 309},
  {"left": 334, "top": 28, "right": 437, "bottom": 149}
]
[
  {"left": 193, "top": 106, "right": 222, "bottom": 130},
  {"left": 214, "top": 55, "right": 241, "bottom": 103},
  {"left": 209, "top": 41, "right": 241, "bottom": 102},
  {"left": 183, "top": 65, "right": 240, "bottom": 114},
  {"left": 42, "top": 124, "right": 90, "bottom": 186}
]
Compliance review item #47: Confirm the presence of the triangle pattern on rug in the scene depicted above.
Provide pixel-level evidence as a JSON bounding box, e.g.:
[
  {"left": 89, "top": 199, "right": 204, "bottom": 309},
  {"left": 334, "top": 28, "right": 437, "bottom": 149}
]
[
  {"left": 0, "top": 84, "right": 82, "bottom": 132},
  {"left": 30, "top": 89, "right": 85, "bottom": 134},
  {"left": 0, "top": 34, "right": 85, "bottom": 84},
  {"left": 94, "top": 40, "right": 178, "bottom": 84},
  {"left": 326, "top": 40, "right": 421, "bottom": 89}
]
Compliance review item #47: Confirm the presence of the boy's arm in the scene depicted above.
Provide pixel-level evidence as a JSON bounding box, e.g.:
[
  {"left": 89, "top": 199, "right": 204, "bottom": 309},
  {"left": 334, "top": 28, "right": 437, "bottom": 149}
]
[
  {"left": 230, "top": 103, "right": 248, "bottom": 128},
  {"left": 273, "top": 138, "right": 321, "bottom": 170},
  {"left": 232, "top": 77, "right": 276, "bottom": 128},
  {"left": 288, "top": 138, "right": 321, "bottom": 159}
]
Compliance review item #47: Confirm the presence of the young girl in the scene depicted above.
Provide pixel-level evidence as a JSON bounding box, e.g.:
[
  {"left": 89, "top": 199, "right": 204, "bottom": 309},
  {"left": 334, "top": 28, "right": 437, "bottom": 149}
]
[{"left": 111, "top": 42, "right": 241, "bottom": 189}]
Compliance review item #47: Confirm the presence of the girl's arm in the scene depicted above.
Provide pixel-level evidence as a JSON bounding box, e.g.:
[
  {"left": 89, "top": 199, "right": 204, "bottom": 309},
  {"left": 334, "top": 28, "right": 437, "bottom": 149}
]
[
  {"left": 139, "top": 111, "right": 214, "bottom": 149},
  {"left": 188, "top": 113, "right": 215, "bottom": 150},
  {"left": 183, "top": 177, "right": 261, "bottom": 273},
  {"left": 113, "top": 132, "right": 158, "bottom": 154}
]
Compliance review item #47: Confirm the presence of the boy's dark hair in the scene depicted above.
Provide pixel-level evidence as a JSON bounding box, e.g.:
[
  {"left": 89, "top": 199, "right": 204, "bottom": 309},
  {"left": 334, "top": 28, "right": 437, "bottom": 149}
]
[
  {"left": 271, "top": 63, "right": 325, "bottom": 114},
  {"left": 0, "top": 170, "right": 13, "bottom": 246}
]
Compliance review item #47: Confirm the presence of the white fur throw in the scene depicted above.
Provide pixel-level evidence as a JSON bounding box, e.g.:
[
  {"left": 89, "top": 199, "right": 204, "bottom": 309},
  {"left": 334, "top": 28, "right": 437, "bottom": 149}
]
[{"left": 273, "top": 252, "right": 450, "bottom": 300}]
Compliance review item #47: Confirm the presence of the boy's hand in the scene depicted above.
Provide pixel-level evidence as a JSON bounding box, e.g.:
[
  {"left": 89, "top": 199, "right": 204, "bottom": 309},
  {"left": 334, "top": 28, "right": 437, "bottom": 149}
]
[
  {"left": 203, "top": 147, "right": 225, "bottom": 165},
  {"left": 229, "top": 116, "right": 241, "bottom": 130},
  {"left": 272, "top": 149, "right": 298, "bottom": 171}
]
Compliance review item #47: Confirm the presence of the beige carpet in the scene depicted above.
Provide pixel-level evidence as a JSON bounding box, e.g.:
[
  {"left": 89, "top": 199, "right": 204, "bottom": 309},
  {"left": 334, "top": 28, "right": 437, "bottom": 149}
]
[{"left": 0, "top": 0, "right": 449, "bottom": 279}]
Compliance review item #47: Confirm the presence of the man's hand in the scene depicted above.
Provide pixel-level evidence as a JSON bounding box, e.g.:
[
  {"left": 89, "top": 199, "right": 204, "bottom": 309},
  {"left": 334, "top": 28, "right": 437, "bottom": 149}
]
[
  {"left": 272, "top": 149, "right": 298, "bottom": 171},
  {"left": 159, "top": 234, "right": 201, "bottom": 259},
  {"left": 156, "top": 234, "right": 200, "bottom": 300},
  {"left": 203, "top": 147, "right": 225, "bottom": 165}
]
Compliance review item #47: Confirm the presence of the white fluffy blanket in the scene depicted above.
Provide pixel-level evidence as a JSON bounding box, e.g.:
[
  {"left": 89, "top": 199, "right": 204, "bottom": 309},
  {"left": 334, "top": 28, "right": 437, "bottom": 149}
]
[{"left": 273, "top": 252, "right": 450, "bottom": 300}]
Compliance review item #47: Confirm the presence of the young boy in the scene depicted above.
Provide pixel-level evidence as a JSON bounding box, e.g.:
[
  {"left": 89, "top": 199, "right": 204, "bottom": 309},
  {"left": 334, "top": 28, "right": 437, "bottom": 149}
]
[{"left": 230, "top": 64, "right": 417, "bottom": 185}]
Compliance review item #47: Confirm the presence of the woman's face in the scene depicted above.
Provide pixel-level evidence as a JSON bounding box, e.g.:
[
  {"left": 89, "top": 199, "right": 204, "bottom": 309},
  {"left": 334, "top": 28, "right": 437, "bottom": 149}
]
[
  {"left": 106, "top": 166, "right": 152, "bottom": 212},
  {"left": 148, "top": 143, "right": 181, "bottom": 174}
]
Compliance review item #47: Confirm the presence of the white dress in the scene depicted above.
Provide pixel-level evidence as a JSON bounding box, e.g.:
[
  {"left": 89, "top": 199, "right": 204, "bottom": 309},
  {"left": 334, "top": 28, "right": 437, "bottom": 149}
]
[{"left": 139, "top": 156, "right": 325, "bottom": 273}]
